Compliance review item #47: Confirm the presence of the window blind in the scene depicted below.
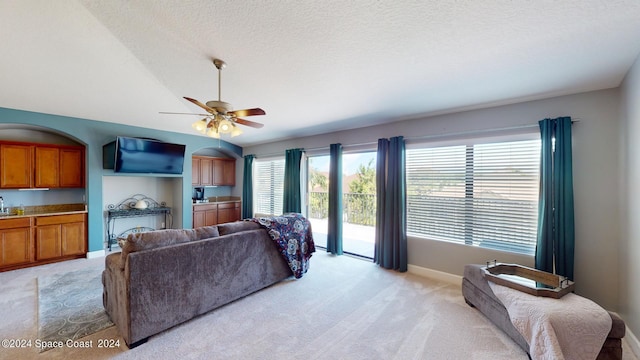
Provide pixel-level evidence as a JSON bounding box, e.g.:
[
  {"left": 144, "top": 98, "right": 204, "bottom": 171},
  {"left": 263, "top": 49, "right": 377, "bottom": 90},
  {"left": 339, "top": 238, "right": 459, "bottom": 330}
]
[
  {"left": 406, "top": 139, "right": 540, "bottom": 255},
  {"left": 254, "top": 159, "right": 285, "bottom": 216}
]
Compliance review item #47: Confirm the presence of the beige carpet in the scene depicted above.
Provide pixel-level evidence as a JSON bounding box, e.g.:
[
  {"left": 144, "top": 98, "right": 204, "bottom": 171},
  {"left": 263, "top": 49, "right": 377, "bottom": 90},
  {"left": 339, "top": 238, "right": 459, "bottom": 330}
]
[{"left": 0, "top": 252, "right": 637, "bottom": 360}]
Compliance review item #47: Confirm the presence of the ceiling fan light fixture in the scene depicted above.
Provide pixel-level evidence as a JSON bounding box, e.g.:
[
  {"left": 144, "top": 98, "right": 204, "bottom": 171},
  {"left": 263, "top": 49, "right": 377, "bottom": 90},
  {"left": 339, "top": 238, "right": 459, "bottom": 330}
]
[
  {"left": 230, "top": 124, "right": 243, "bottom": 137},
  {"left": 206, "top": 126, "right": 220, "bottom": 138},
  {"left": 192, "top": 119, "right": 207, "bottom": 132},
  {"left": 218, "top": 118, "right": 233, "bottom": 134},
  {"left": 162, "top": 58, "right": 265, "bottom": 138}
]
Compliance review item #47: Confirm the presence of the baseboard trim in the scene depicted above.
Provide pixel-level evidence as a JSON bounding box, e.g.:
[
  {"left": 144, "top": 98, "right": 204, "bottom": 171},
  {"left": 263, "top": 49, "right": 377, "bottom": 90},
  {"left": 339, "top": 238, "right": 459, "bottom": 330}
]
[
  {"left": 626, "top": 326, "right": 640, "bottom": 358},
  {"left": 408, "top": 264, "right": 462, "bottom": 285},
  {"left": 86, "top": 250, "right": 106, "bottom": 259}
]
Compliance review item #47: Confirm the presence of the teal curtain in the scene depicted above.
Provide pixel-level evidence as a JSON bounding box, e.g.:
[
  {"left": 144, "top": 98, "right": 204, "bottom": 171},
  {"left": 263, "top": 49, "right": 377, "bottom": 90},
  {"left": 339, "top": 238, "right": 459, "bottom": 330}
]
[
  {"left": 374, "top": 136, "right": 407, "bottom": 272},
  {"left": 241, "top": 154, "right": 254, "bottom": 219},
  {"left": 327, "top": 143, "right": 343, "bottom": 255},
  {"left": 283, "top": 148, "right": 304, "bottom": 214},
  {"left": 535, "top": 117, "right": 575, "bottom": 280}
]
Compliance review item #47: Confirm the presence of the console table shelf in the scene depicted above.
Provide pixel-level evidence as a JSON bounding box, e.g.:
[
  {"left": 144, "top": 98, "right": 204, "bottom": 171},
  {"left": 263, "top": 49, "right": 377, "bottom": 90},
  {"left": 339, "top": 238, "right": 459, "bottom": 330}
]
[
  {"left": 108, "top": 207, "right": 172, "bottom": 218},
  {"left": 106, "top": 194, "right": 172, "bottom": 250}
]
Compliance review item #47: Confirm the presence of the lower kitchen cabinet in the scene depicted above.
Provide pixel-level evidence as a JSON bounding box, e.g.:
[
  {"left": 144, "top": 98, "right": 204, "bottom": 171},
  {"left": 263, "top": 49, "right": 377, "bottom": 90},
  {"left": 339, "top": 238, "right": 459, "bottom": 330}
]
[
  {"left": 0, "top": 217, "right": 33, "bottom": 268},
  {"left": 193, "top": 204, "right": 218, "bottom": 228},
  {"left": 36, "top": 213, "right": 87, "bottom": 260},
  {"left": 217, "top": 202, "right": 241, "bottom": 224},
  {"left": 193, "top": 201, "right": 241, "bottom": 228}
]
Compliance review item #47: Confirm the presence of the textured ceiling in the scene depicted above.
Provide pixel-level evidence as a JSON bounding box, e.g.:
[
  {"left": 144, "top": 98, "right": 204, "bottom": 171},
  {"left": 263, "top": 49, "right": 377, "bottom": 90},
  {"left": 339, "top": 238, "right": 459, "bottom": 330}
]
[{"left": 1, "top": 1, "right": 640, "bottom": 146}]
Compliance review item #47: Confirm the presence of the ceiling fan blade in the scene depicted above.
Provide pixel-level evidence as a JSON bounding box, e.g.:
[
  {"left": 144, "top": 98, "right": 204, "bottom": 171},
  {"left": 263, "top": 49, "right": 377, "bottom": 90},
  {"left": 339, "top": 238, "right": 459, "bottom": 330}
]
[
  {"left": 234, "top": 118, "right": 264, "bottom": 128},
  {"left": 184, "top": 97, "right": 217, "bottom": 114},
  {"left": 228, "top": 108, "right": 266, "bottom": 117},
  {"left": 159, "top": 111, "right": 211, "bottom": 116}
]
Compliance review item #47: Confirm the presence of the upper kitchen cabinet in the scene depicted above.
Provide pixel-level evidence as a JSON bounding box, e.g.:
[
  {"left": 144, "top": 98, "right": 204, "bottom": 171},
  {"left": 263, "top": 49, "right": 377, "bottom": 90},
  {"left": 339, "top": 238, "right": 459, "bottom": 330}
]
[
  {"left": 34, "top": 146, "right": 59, "bottom": 188},
  {"left": 0, "top": 143, "right": 32, "bottom": 188},
  {"left": 0, "top": 141, "right": 85, "bottom": 189},
  {"left": 192, "top": 156, "right": 235, "bottom": 186},
  {"left": 59, "top": 147, "right": 85, "bottom": 188},
  {"left": 213, "top": 159, "right": 235, "bottom": 186},
  {"left": 192, "top": 156, "right": 213, "bottom": 186}
]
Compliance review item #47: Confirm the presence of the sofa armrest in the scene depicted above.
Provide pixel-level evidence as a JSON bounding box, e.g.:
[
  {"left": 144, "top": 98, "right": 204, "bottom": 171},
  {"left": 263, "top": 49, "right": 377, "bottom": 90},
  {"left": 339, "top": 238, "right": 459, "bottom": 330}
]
[{"left": 103, "top": 253, "right": 132, "bottom": 345}]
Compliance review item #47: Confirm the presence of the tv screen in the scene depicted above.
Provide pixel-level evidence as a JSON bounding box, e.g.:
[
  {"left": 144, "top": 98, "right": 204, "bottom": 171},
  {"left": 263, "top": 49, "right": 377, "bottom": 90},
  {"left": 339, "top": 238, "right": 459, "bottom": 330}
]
[{"left": 113, "top": 137, "right": 186, "bottom": 174}]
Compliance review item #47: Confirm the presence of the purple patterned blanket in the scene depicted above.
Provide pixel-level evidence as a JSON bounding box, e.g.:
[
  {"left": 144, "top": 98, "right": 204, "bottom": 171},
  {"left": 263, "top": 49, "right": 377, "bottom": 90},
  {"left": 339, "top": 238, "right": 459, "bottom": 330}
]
[{"left": 250, "top": 213, "right": 316, "bottom": 279}]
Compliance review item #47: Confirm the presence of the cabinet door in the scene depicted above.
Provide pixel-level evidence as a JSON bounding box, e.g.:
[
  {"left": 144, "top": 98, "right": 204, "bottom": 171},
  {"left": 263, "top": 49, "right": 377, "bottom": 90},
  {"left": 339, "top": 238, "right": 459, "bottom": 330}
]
[
  {"left": 212, "top": 159, "right": 235, "bottom": 185},
  {"left": 217, "top": 202, "right": 240, "bottom": 224},
  {"left": 0, "top": 144, "right": 32, "bottom": 188},
  {"left": 212, "top": 159, "right": 224, "bottom": 185},
  {"left": 200, "top": 158, "right": 213, "bottom": 186},
  {"left": 192, "top": 158, "right": 201, "bottom": 185},
  {"left": 35, "top": 146, "right": 59, "bottom": 188},
  {"left": 61, "top": 221, "right": 86, "bottom": 256},
  {"left": 59, "top": 148, "right": 84, "bottom": 188},
  {"left": 193, "top": 210, "right": 205, "bottom": 228},
  {"left": 217, "top": 207, "right": 231, "bottom": 224},
  {"left": 36, "top": 225, "right": 62, "bottom": 260},
  {"left": 205, "top": 209, "right": 218, "bottom": 226},
  {"left": 0, "top": 227, "right": 32, "bottom": 266},
  {"left": 233, "top": 204, "right": 241, "bottom": 221},
  {"left": 193, "top": 209, "right": 218, "bottom": 227},
  {"left": 222, "top": 160, "right": 235, "bottom": 185}
]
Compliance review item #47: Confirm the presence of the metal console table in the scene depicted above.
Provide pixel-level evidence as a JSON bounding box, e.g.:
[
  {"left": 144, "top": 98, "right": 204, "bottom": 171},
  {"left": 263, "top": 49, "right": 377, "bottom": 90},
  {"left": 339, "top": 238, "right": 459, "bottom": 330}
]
[{"left": 106, "top": 194, "right": 172, "bottom": 250}]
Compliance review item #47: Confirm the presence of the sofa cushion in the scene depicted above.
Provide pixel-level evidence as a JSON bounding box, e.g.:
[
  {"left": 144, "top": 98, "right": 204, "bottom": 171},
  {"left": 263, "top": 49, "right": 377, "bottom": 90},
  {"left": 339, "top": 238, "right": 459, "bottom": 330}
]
[
  {"left": 120, "top": 227, "right": 220, "bottom": 268},
  {"left": 194, "top": 225, "right": 220, "bottom": 240},
  {"left": 217, "top": 221, "right": 260, "bottom": 235}
]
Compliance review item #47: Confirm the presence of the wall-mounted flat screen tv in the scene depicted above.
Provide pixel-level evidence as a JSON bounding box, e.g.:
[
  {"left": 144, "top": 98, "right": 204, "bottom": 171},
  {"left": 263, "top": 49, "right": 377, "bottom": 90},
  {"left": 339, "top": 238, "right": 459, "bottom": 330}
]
[{"left": 103, "top": 136, "right": 186, "bottom": 174}]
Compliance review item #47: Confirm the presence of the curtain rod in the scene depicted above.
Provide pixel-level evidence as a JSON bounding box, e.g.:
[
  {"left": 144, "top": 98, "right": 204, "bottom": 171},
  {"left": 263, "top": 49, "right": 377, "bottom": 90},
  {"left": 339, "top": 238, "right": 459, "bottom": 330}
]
[{"left": 252, "top": 118, "right": 579, "bottom": 158}]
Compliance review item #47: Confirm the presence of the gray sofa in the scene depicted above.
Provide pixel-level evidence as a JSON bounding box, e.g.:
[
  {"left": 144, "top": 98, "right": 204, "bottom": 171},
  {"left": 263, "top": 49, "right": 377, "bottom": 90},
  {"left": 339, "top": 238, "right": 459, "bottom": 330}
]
[
  {"left": 462, "top": 264, "right": 625, "bottom": 360},
  {"left": 102, "top": 221, "right": 293, "bottom": 348}
]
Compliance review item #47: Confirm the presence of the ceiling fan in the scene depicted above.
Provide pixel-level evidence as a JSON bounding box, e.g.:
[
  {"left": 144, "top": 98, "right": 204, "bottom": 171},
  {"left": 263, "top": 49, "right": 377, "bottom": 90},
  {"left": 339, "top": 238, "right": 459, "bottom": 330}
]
[{"left": 161, "top": 58, "right": 265, "bottom": 138}]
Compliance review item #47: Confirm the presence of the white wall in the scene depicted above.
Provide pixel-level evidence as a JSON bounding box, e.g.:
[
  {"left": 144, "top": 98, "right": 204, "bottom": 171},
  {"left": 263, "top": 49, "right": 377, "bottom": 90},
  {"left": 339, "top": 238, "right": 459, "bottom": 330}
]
[
  {"left": 102, "top": 175, "right": 182, "bottom": 249},
  {"left": 620, "top": 54, "right": 640, "bottom": 339},
  {"left": 244, "top": 89, "right": 622, "bottom": 311}
]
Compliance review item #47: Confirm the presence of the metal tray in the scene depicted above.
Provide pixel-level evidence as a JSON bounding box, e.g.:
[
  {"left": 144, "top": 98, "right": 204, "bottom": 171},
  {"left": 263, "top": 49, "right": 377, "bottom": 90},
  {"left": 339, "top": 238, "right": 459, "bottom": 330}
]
[{"left": 482, "top": 261, "right": 574, "bottom": 299}]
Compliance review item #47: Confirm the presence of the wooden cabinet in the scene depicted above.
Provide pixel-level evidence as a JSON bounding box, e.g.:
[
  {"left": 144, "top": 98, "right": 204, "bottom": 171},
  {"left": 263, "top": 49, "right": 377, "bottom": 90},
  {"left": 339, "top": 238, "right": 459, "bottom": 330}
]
[
  {"left": 0, "top": 212, "right": 86, "bottom": 272},
  {"left": 0, "top": 143, "right": 32, "bottom": 188},
  {"left": 193, "top": 201, "right": 241, "bottom": 228},
  {"left": 217, "top": 202, "right": 241, "bottom": 223},
  {"left": 192, "top": 156, "right": 214, "bottom": 186},
  {"left": 35, "top": 214, "right": 86, "bottom": 260},
  {"left": 59, "top": 148, "right": 85, "bottom": 188},
  {"left": 213, "top": 159, "right": 235, "bottom": 186},
  {"left": 0, "top": 217, "right": 33, "bottom": 268},
  {"left": 192, "top": 157, "right": 200, "bottom": 186},
  {"left": 200, "top": 157, "right": 213, "bottom": 186},
  {"left": 192, "top": 156, "right": 235, "bottom": 186},
  {"left": 0, "top": 141, "right": 85, "bottom": 189},
  {"left": 193, "top": 204, "right": 218, "bottom": 228},
  {"left": 35, "top": 146, "right": 59, "bottom": 188}
]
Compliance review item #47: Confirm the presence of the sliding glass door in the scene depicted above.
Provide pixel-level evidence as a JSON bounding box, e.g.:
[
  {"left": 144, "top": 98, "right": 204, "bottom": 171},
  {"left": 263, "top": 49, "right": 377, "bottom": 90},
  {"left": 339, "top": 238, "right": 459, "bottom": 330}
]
[{"left": 307, "top": 152, "right": 376, "bottom": 257}]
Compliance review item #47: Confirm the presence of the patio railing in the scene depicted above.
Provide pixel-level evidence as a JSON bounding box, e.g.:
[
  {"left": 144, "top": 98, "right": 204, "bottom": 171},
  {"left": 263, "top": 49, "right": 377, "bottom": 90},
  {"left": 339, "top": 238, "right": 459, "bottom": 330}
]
[{"left": 309, "top": 191, "right": 376, "bottom": 226}]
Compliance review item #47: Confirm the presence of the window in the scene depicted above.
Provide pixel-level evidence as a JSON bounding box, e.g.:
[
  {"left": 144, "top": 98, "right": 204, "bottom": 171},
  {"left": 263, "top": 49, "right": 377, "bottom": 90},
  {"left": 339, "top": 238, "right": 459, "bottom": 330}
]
[
  {"left": 406, "top": 138, "right": 540, "bottom": 255},
  {"left": 254, "top": 158, "right": 285, "bottom": 216}
]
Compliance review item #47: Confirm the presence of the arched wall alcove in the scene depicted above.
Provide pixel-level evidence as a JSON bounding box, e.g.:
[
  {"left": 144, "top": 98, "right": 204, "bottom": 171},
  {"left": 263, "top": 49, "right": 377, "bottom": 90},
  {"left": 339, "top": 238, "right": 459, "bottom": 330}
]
[
  {"left": 0, "top": 106, "right": 243, "bottom": 254},
  {"left": 0, "top": 123, "right": 88, "bottom": 211}
]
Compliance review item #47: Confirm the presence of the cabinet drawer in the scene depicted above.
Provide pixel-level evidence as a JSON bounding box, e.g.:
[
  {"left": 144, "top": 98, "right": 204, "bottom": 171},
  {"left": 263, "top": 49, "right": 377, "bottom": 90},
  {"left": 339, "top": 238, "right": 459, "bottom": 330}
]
[
  {"left": 0, "top": 217, "right": 32, "bottom": 230},
  {"left": 36, "top": 213, "right": 85, "bottom": 226},
  {"left": 193, "top": 204, "right": 217, "bottom": 211},
  {"left": 217, "top": 202, "right": 239, "bottom": 210}
]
